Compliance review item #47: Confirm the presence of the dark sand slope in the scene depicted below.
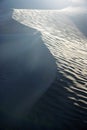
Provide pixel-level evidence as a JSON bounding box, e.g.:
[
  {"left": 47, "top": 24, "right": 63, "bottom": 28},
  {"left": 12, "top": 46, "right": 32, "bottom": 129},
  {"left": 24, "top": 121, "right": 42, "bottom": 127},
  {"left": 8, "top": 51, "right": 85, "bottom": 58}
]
[
  {"left": 0, "top": 19, "right": 56, "bottom": 127},
  {"left": 69, "top": 14, "right": 87, "bottom": 38}
]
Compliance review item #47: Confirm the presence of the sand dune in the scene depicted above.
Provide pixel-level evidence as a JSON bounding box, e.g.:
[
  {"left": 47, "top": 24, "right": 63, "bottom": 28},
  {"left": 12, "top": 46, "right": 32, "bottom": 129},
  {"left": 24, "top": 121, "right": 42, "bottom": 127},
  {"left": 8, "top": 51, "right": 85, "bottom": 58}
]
[
  {"left": 12, "top": 9, "right": 87, "bottom": 129},
  {"left": 1, "top": 9, "right": 87, "bottom": 129}
]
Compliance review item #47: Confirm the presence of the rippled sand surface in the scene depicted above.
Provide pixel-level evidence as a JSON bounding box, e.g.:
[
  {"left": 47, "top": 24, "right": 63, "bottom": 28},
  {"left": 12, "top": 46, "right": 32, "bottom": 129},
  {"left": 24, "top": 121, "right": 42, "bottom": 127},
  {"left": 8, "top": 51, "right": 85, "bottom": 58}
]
[{"left": 3, "top": 9, "right": 87, "bottom": 129}]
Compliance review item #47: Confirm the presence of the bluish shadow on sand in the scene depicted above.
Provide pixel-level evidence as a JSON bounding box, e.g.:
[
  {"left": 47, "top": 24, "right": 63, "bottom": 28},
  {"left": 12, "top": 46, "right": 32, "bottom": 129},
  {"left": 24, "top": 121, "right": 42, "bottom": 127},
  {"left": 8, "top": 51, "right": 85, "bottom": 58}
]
[
  {"left": 69, "top": 14, "right": 87, "bottom": 37},
  {"left": 0, "top": 19, "right": 57, "bottom": 127}
]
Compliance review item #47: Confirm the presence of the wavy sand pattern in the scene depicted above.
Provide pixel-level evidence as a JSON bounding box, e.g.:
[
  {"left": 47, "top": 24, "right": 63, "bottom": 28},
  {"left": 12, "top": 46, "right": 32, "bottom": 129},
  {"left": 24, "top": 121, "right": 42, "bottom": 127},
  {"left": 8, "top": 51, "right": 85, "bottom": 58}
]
[{"left": 1, "top": 9, "right": 87, "bottom": 129}]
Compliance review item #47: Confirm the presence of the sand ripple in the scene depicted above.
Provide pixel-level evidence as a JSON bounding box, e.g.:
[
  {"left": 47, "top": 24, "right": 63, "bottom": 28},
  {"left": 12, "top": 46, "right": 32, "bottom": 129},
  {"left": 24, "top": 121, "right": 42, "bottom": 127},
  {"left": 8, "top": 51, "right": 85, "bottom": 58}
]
[{"left": 12, "top": 10, "right": 87, "bottom": 129}]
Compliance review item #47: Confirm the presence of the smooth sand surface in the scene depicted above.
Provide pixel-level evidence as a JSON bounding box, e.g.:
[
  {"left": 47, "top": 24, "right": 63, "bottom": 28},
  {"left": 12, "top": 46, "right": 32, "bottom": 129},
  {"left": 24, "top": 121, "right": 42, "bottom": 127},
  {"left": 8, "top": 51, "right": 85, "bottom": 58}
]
[{"left": 0, "top": 18, "right": 56, "bottom": 126}]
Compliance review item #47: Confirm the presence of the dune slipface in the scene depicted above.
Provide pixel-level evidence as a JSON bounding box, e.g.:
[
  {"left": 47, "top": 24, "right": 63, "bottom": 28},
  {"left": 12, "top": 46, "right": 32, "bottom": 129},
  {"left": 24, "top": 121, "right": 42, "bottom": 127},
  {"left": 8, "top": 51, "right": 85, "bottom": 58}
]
[{"left": 0, "top": 18, "right": 56, "bottom": 126}]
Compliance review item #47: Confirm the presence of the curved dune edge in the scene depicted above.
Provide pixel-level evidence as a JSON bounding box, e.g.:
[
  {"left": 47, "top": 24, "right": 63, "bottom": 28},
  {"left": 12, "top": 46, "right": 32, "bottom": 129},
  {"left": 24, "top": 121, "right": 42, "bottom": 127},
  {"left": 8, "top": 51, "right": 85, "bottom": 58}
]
[
  {"left": 0, "top": 20, "right": 57, "bottom": 126},
  {"left": 12, "top": 10, "right": 87, "bottom": 129}
]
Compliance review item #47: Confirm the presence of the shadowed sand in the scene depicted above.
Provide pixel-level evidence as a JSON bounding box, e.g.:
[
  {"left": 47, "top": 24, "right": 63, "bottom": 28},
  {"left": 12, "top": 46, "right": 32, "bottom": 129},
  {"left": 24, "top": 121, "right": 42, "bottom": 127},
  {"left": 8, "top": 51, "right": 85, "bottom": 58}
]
[
  {"left": 70, "top": 14, "right": 87, "bottom": 37},
  {"left": 0, "top": 18, "right": 56, "bottom": 127},
  {"left": 27, "top": 70, "right": 87, "bottom": 130}
]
